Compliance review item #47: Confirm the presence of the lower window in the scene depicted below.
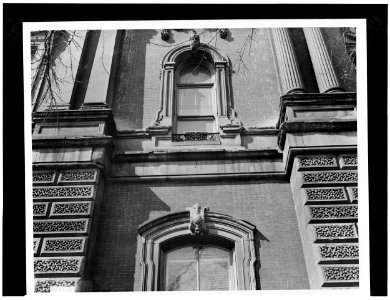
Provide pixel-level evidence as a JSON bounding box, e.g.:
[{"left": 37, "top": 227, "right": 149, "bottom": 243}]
[{"left": 162, "top": 245, "right": 236, "bottom": 291}]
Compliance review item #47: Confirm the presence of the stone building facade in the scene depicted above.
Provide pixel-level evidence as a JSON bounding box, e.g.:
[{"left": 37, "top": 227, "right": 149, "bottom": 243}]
[{"left": 31, "top": 27, "right": 358, "bottom": 292}]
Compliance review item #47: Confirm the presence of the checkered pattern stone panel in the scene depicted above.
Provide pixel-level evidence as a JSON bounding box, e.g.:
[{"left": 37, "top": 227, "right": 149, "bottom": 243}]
[
  {"left": 34, "top": 257, "right": 84, "bottom": 274},
  {"left": 346, "top": 187, "right": 358, "bottom": 202},
  {"left": 305, "top": 187, "right": 347, "bottom": 202},
  {"left": 50, "top": 201, "right": 93, "bottom": 216},
  {"left": 313, "top": 224, "right": 358, "bottom": 241},
  {"left": 33, "top": 238, "right": 41, "bottom": 254},
  {"left": 321, "top": 265, "right": 359, "bottom": 282},
  {"left": 308, "top": 205, "right": 358, "bottom": 221},
  {"left": 298, "top": 155, "right": 337, "bottom": 169},
  {"left": 35, "top": 277, "right": 81, "bottom": 293},
  {"left": 42, "top": 237, "right": 87, "bottom": 254},
  {"left": 318, "top": 244, "right": 359, "bottom": 260},
  {"left": 33, "top": 203, "right": 49, "bottom": 217},
  {"left": 33, "top": 186, "right": 94, "bottom": 199},
  {"left": 33, "top": 171, "right": 56, "bottom": 184},
  {"left": 33, "top": 219, "right": 89, "bottom": 234},
  {"left": 339, "top": 154, "right": 358, "bottom": 169},
  {"left": 302, "top": 171, "right": 358, "bottom": 185},
  {"left": 58, "top": 170, "right": 97, "bottom": 183}
]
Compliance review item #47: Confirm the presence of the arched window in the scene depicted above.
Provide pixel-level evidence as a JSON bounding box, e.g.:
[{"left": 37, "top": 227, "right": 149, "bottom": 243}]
[{"left": 137, "top": 210, "right": 257, "bottom": 291}]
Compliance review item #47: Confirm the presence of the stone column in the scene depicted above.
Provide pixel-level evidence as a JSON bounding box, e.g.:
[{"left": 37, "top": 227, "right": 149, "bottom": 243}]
[
  {"left": 303, "top": 28, "right": 345, "bottom": 93},
  {"left": 272, "top": 28, "right": 306, "bottom": 94},
  {"left": 83, "top": 30, "right": 118, "bottom": 108}
]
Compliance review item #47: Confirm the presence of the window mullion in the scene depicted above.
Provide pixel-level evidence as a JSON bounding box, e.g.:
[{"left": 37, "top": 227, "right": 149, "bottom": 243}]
[{"left": 196, "top": 247, "right": 200, "bottom": 291}]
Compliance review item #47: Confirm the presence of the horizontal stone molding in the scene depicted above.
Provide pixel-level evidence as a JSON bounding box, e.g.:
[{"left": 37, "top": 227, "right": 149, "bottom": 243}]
[
  {"left": 50, "top": 201, "right": 93, "bottom": 217},
  {"left": 339, "top": 154, "right": 358, "bottom": 169},
  {"left": 346, "top": 186, "right": 358, "bottom": 202},
  {"left": 316, "top": 243, "right": 359, "bottom": 262},
  {"left": 35, "top": 277, "right": 82, "bottom": 293},
  {"left": 297, "top": 155, "right": 337, "bottom": 170},
  {"left": 33, "top": 202, "right": 49, "bottom": 217},
  {"left": 58, "top": 169, "right": 98, "bottom": 184},
  {"left": 33, "top": 171, "right": 56, "bottom": 184},
  {"left": 312, "top": 223, "right": 358, "bottom": 242},
  {"left": 34, "top": 238, "right": 41, "bottom": 255},
  {"left": 33, "top": 185, "right": 95, "bottom": 200},
  {"left": 304, "top": 187, "right": 348, "bottom": 203},
  {"left": 321, "top": 265, "right": 359, "bottom": 286},
  {"left": 307, "top": 205, "right": 358, "bottom": 222},
  {"left": 42, "top": 237, "right": 87, "bottom": 254},
  {"left": 33, "top": 219, "right": 90, "bottom": 235},
  {"left": 34, "top": 257, "right": 84, "bottom": 275},
  {"left": 301, "top": 171, "right": 358, "bottom": 186}
]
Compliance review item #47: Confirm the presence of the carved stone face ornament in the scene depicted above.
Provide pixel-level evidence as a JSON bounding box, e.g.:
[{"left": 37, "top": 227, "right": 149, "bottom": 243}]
[{"left": 186, "top": 203, "right": 209, "bottom": 236}]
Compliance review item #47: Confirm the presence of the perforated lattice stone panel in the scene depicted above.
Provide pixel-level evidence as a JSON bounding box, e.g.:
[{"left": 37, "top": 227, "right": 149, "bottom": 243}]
[
  {"left": 298, "top": 155, "right": 337, "bottom": 169},
  {"left": 308, "top": 205, "right": 358, "bottom": 221},
  {"left": 34, "top": 257, "right": 84, "bottom": 274},
  {"left": 346, "top": 186, "right": 358, "bottom": 202},
  {"left": 35, "top": 277, "right": 81, "bottom": 293},
  {"left": 42, "top": 237, "right": 87, "bottom": 254},
  {"left": 321, "top": 265, "right": 359, "bottom": 284},
  {"left": 302, "top": 171, "right": 358, "bottom": 185},
  {"left": 33, "top": 171, "right": 56, "bottom": 184},
  {"left": 313, "top": 223, "right": 358, "bottom": 241},
  {"left": 33, "top": 219, "right": 90, "bottom": 234},
  {"left": 33, "top": 238, "right": 41, "bottom": 254},
  {"left": 339, "top": 154, "right": 358, "bottom": 169},
  {"left": 33, "top": 186, "right": 94, "bottom": 199},
  {"left": 33, "top": 203, "right": 49, "bottom": 217},
  {"left": 304, "top": 187, "right": 347, "bottom": 202},
  {"left": 317, "top": 244, "right": 359, "bottom": 261},
  {"left": 50, "top": 201, "right": 93, "bottom": 216},
  {"left": 58, "top": 170, "right": 97, "bottom": 183}
]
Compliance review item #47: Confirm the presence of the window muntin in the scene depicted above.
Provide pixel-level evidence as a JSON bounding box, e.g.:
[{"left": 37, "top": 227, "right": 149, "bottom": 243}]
[{"left": 163, "top": 245, "right": 235, "bottom": 291}]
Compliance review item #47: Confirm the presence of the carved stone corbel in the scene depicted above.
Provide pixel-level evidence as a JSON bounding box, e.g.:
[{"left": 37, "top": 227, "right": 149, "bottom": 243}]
[{"left": 186, "top": 203, "right": 209, "bottom": 236}]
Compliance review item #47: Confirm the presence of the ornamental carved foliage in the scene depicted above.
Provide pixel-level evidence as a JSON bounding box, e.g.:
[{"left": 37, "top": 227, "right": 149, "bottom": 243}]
[
  {"left": 322, "top": 266, "right": 359, "bottom": 281},
  {"left": 34, "top": 257, "right": 83, "bottom": 273},
  {"left": 33, "top": 203, "right": 48, "bottom": 216},
  {"left": 302, "top": 171, "right": 358, "bottom": 184},
  {"left": 299, "top": 155, "right": 337, "bottom": 168},
  {"left": 59, "top": 170, "right": 97, "bottom": 182},
  {"left": 33, "top": 171, "right": 56, "bottom": 183},
  {"left": 340, "top": 154, "right": 358, "bottom": 166},
  {"left": 172, "top": 132, "right": 219, "bottom": 142},
  {"left": 33, "top": 220, "right": 88, "bottom": 233},
  {"left": 52, "top": 202, "right": 91, "bottom": 215},
  {"left": 186, "top": 203, "right": 209, "bottom": 236},
  {"left": 35, "top": 279, "right": 78, "bottom": 293},
  {"left": 314, "top": 224, "right": 357, "bottom": 239},
  {"left": 319, "top": 244, "right": 359, "bottom": 259},
  {"left": 43, "top": 238, "right": 85, "bottom": 252},
  {"left": 309, "top": 206, "right": 358, "bottom": 219},
  {"left": 33, "top": 186, "right": 93, "bottom": 199}
]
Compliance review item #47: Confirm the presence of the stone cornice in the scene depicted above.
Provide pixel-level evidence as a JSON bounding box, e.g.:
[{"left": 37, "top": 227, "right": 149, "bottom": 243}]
[{"left": 32, "top": 136, "right": 114, "bottom": 149}]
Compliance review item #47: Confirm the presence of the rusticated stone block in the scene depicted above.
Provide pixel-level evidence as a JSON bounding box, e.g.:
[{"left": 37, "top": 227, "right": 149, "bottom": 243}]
[
  {"left": 313, "top": 223, "right": 358, "bottom": 242},
  {"left": 50, "top": 201, "right": 93, "bottom": 217},
  {"left": 339, "top": 154, "right": 358, "bottom": 169},
  {"left": 33, "top": 219, "right": 90, "bottom": 234},
  {"left": 316, "top": 244, "right": 359, "bottom": 262},
  {"left": 33, "top": 185, "right": 94, "bottom": 199},
  {"left": 301, "top": 171, "right": 357, "bottom": 186},
  {"left": 33, "top": 238, "right": 41, "bottom": 254},
  {"left": 307, "top": 205, "right": 358, "bottom": 222},
  {"left": 42, "top": 237, "right": 87, "bottom": 254},
  {"left": 33, "top": 171, "right": 56, "bottom": 184},
  {"left": 298, "top": 155, "right": 337, "bottom": 170},
  {"left": 33, "top": 202, "right": 49, "bottom": 217},
  {"left": 321, "top": 265, "right": 359, "bottom": 285},
  {"left": 304, "top": 187, "right": 347, "bottom": 202},
  {"left": 35, "top": 277, "right": 81, "bottom": 293},
  {"left": 58, "top": 169, "right": 98, "bottom": 184},
  {"left": 34, "top": 257, "right": 84, "bottom": 274},
  {"left": 346, "top": 186, "right": 358, "bottom": 202}
]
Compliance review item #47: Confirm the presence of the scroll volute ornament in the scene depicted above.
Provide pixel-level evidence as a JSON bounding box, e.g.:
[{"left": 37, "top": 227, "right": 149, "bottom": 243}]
[{"left": 186, "top": 203, "right": 209, "bottom": 235}]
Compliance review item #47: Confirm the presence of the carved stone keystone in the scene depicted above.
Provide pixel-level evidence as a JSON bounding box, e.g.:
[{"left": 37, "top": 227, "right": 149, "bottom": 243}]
[{"left": 186, "top": 203, "right": 209, "bottom": 235}]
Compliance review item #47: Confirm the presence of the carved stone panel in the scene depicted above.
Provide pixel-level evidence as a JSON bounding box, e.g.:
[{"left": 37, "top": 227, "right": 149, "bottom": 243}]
[
  {"left": 33, "top": 171, "right": 56, "bottom": 184},
  {"left": 313, "top": 223, "right": 358, "bottom": 242},
  {"left": 33, "top": 186, "right": 94, "bottom": 199},
  {"left": 58, "top": 170, "right": 97, "bottom": 184},
  {"left": 50, "top": 201, "right": 93, "bottom": 217},
  {"left": 301, "top": 171, "right": 358, "bottom": 186},
  {"left": 339, "top": 154, "right": 358, "bottom": 169},
  {"left": 34, "top": 257, "right": 84, "bottom": 274},
  {"left": 317, "top": 244, "right": 359, "bottom": 262},
  {"left": 321, "top": 265, "right": 359, "bottom": 285},
  {"left": 33, "top": 219, "right": 90, "bottom": 234},
  {"left": 298, "top": 155, "right": 337, "bottom": 170},
  {"left": 346, "top": 186, "right": 358, "bottom": 202},
  {"left": 304, "top": 187, "right": 347, "bottom": 203},
  {"left": 33, "top": 238, "right": 41, "bottom": 254},
  {"left": 33, "top": 202, "right": 49, "bottom": 217},
  {"left": 307, "top": 205, "right": 358, "bottom": 222},
  {"left": 42, "top": 237, "right": 87, "bottom": 254},
  {"left": 35, "top": 277, "right": 81, "bottom": 293}
]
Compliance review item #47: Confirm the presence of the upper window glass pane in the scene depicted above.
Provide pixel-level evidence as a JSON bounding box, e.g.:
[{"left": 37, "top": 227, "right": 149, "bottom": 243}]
[
  {"left": 179, "top": 64, "right": 212, "bottom": 84},
  {"left": 177, "top": 88, "right": 213, "bottom": 115}
]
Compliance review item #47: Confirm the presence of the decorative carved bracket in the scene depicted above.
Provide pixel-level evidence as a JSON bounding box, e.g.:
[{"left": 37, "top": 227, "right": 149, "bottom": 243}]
[{"left": 186, "top": 203, "right": 209, "bottom": 236}]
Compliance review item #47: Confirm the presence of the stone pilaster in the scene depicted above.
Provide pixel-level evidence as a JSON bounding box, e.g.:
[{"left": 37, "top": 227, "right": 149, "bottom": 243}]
[
  {"left": 272, "top": 28, "right": 306, "bottom": 94},
  {"left": 303, "top": 28, "right": 345, "bottom": 93}
]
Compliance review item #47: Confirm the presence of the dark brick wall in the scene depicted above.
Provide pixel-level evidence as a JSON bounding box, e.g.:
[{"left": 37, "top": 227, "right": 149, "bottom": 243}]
[{"left": 91, "top": 179, "right": 309, "bottom": 291}]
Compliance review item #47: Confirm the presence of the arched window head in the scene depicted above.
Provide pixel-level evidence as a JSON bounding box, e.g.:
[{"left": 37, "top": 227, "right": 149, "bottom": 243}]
[
  {"left": 149, "top": 44, "right": 241, "bottom": 145},
  {"left": 137, "top": 208, "right": 257, "bottom": 291}
]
